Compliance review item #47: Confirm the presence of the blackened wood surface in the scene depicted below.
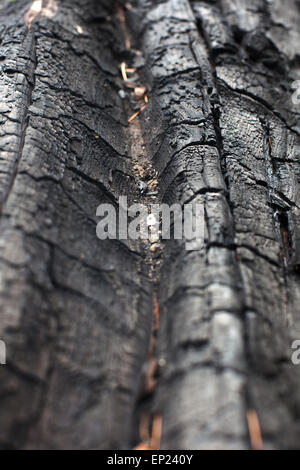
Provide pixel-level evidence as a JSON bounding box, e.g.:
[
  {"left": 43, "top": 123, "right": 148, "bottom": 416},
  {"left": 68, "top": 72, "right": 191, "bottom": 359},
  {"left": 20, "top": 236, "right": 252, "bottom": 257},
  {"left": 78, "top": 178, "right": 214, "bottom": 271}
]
[
  {"left": 0, "top": 0, "right": 299, "bottom": 450},
  {"left": 0, "top": 0, "right": 153, "bottom": 450}
]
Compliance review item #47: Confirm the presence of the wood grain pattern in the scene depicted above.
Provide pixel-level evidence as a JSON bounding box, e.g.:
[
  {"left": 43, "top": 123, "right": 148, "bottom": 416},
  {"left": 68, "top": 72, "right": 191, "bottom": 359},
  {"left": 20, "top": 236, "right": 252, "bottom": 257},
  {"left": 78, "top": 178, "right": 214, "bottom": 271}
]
[{"left": 0, "top": 0, "right": 299, "bottom": 450}]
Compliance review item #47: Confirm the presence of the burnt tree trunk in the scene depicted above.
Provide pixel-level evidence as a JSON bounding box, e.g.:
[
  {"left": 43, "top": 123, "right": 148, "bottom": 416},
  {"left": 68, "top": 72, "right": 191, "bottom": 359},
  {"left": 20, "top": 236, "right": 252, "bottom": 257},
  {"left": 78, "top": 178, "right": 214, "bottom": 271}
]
[{"left": 0, "top": 0, "right": 299, "bottom": 450}]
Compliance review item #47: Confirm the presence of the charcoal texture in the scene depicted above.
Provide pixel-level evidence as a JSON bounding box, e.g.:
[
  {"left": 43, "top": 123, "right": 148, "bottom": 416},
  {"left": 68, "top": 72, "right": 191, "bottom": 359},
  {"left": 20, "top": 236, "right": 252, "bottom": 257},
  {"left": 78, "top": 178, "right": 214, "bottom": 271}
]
[{"left": 0, "top": 0, "right": 299, "bottom": 450}]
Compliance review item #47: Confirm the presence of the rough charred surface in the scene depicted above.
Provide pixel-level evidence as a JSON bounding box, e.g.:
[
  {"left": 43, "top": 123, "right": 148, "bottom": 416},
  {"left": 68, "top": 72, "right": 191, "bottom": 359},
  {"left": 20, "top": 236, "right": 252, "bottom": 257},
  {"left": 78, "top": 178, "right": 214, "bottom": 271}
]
[
  {"left": 130, "top": 0, "right": 300, "bottom": 450},
  {"left": 0, "top": 0, "right": 299, "bottom": 450},
  {"left": 0, "top": 0, "right": 153, "bottom": 450}
]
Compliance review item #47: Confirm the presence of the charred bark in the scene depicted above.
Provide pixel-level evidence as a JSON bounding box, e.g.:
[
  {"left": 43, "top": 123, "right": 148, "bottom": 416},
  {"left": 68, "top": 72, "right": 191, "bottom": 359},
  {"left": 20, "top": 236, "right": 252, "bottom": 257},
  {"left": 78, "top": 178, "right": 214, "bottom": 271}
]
[{"left": 0, "top": 0, "right": 299, "bottom": 450}]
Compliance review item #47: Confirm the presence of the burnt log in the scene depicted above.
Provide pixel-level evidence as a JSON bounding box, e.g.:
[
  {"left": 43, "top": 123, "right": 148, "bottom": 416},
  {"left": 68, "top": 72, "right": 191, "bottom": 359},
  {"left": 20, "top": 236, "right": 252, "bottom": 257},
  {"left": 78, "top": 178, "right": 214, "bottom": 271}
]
[{"left": 0, "top": 0, "right": 299, "bottom": 450}]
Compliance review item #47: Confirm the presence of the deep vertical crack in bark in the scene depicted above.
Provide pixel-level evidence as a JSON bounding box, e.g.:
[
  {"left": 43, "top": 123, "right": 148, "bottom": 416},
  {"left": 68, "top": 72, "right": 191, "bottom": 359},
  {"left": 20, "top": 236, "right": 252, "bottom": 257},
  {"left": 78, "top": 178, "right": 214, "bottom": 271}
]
[{"left": 115, "top": 4, "right": 164, "bottom": 449}]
